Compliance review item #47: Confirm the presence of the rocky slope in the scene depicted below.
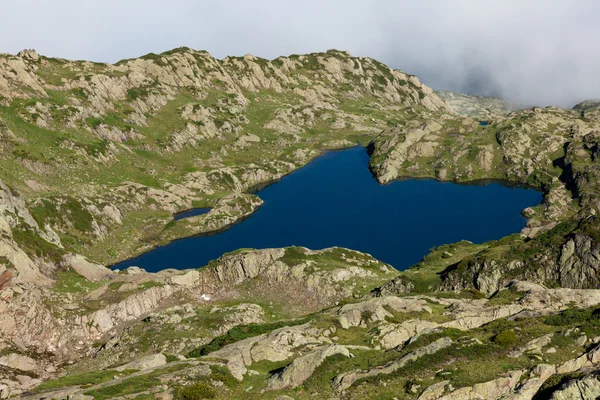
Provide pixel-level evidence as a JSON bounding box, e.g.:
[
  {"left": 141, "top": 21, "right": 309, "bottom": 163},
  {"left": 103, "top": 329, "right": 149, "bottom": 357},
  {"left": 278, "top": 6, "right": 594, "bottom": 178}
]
[{"left": 1, "top": 47, "right": 600, "bottom": 399}]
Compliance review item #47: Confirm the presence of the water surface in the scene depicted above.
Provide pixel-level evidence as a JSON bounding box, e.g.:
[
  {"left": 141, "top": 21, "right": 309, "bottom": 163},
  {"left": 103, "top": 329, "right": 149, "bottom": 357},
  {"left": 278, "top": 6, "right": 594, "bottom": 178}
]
[
  {"left": 114, "top": 147, "right": 541, "bottom": 272},
  {"left": 173, "top": 208, "right": 211, "bottom": 221}
]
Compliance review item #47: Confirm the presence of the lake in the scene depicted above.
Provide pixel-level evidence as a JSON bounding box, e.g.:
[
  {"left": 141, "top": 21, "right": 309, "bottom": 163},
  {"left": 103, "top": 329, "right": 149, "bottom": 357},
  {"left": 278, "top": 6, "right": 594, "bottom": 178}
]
[{"left": 113, "top": 146, "right": 542, "bottom": 272}]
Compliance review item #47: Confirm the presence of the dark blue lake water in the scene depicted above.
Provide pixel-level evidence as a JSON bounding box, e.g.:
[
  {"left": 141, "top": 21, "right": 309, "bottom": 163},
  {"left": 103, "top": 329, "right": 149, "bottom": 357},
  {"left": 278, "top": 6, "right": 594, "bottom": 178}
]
[
  {"left": 173, "top": 207, "right": 211, "bottom": 221},
  {"left": 114, "top": 147, "right": 542, "bottom": 273}
]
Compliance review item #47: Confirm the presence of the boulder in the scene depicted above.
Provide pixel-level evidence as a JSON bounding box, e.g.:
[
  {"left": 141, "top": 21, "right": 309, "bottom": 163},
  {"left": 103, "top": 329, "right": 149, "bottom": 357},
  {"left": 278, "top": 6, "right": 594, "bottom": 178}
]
[
  {"left": 65, "top": 253, "right": 114, "bottom": 281},
  {"left": 336, "top": 296, "right": 431, "bottom": 329},
  {"left": 550, "top": 373, "right": 600, "bottom": 399},
  {"left": 0, "top": 353, "right": 37, "bottom": 372},
  {"left": 437, "top": 370, "right": 523, "bottom": 400},
  {"left": 115, "top": 353, "right": 167, "bottom": 371},
  {"left": 0, "top": 383, "right": 10, "bottom": 399},
  {"left": 267, "top": 344, "right": 351, "bottom": 390},
  {"left": 168, "top": 270, "right": 199, "bottom": 287}
]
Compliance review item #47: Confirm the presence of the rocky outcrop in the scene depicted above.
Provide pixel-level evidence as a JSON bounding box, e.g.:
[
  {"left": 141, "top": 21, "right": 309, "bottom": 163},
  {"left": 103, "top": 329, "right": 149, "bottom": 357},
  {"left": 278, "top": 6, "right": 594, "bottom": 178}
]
[
  {"left": 206, "top": 247, "right": 395, "bottom": 312},
  {"left": 508, "top": 333, "right": 553, "bottom": 358},
  {"left": 439, "top": 231, "right": 600, "bottom": 294},
  {"left": 369, "top": 120, "right": 445, "bottom": 183},
  {"left": 0, "top": 353, "right": 38, "bottom": 372},
  {"left": 332, "top": 337, "right": 453, "bottom": 391},
  {"left": 0, "top": 181, "right": 59, "bottom": 244},
  {"left": 373, "top": 297, "right": 522, "bottom": 349},
  {"left": 210, "top": 303, "right": 265, "bottom": 334},
  {"left": 64, "top": 253, "right": 114, "bottom": 281},
  {"left": 206, "top": 323, "right": 333, "bottom": 380},
  {"left": 212, "top": 248, "right": 286, "bottom": 284},
  {"left": 557, "top": 234, "right": 600, "bottom": 288},
  {"left": 434, "top": 370, "right": 524, "bottom": 400},
  {"left": 86, "top": 284, "right": 176, "bottom": 334},
  {"left": 378, "top": 319, "right": 440, "bottom": 349},
  {"left": 550, "top": 371, "right": 600, "bottom": 399},
  {"left": 334, "top": 296, "right": 432, "bottom": 329},
  {"left": 114, "top": 353, "right": 167, "bottom": 372},
  {"left": 267, "top": 344, "right": 351, "bottom": 390}
]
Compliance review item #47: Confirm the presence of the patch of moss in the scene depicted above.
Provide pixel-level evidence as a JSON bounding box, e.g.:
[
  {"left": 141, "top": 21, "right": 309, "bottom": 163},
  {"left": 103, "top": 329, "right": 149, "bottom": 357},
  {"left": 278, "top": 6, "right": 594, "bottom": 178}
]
[
  {"left": 177, "top": 382, "right": 216, "bottom": 399},
  {"left": 492, "top": 329, "right": 518, "bottom": 346}
]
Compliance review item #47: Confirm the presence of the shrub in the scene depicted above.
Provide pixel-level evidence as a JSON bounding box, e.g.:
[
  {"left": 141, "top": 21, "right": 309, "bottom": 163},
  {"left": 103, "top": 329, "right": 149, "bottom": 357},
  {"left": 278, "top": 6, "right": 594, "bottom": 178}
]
[
  {"left": 493, "top": 329, "right": 518, "bottom": 346},
  {"left": 544, "top": 308, "right": 599, "bottom": 326},
  {"left": 209, "top": 365, "right": 236, "bottom": 387},
  {"left": 177, "top": 383, "right": 216, "bottom": 400}
]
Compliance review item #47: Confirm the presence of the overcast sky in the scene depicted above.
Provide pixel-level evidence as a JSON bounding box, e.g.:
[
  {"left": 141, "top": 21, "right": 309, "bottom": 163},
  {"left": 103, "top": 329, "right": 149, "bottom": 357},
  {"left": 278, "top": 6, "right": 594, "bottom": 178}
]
[{"left": 1, "top": 0, "right": 598, "bottom": 107}]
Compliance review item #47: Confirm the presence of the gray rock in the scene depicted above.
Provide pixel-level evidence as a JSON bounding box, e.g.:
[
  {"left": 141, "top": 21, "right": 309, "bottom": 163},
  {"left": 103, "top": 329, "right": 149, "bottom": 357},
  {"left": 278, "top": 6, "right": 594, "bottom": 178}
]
[
  {"left": 267, "top": 344, "right": 351, "bottom": 390},
  {"left": 0, "top": 384, "right": 10, "bottom": 400},
  {"left": 332, "top": 337, "right": 452, "bottom": 391},
  {"left": 550, "top": 372, "right": 600, "bottom": 399},
  {"left": 0, "top": 353, "right": 37, "bottom": 372},
  {"left": 114, "top": 353, "right": 167, "bottom": 372}
]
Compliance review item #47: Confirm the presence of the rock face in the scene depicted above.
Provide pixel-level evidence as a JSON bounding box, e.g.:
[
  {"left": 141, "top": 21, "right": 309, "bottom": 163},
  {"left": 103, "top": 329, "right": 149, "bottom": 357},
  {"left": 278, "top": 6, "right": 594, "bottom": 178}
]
[
  {"left": 0, "top": 180, "right": 61, "bottom": 287},
  {"left": 439, "top": 230, "right": 600, "bottom": 294},
  {"left": 212, "top": 248, "right": 286, "bottom": 284}
]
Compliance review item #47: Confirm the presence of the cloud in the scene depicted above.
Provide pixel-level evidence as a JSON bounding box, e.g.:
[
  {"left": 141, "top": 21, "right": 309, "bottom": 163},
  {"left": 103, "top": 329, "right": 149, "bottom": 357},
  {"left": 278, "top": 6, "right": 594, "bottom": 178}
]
[{"left": 1, "top": 0, "right": 598, "bottom": 106}]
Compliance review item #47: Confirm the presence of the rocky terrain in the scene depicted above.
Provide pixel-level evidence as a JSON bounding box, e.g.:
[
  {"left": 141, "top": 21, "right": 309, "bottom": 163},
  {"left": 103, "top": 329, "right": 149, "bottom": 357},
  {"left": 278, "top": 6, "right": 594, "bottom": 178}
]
[
  {"left": 0, "top": 47, "right": 600, "bottom": 399},
  {"left": 435, "top": 90, "right": 529, "bottom": 119},
  {"left": 573, "top": 99, "right": 600, "bottom": 112}
]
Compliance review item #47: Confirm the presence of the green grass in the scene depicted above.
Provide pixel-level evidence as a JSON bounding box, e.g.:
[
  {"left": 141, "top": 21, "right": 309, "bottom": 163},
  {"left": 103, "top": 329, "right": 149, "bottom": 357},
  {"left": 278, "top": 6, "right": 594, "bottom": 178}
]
[
  {"left": 11, "top": 225, "right": 65, "bottom": 263},
  {"left": 544, "top": 307, "right": 600, "bottom": 326},
  {"left": 53, "top": 269, "right": 104, "bottom": 293},
  {"left": 34, "top": 369, "right": 138, "bottom": 392},
  {"left": 391, "top": 240, "right": 488, "bottom": 293},
  {"left": 84, "top": 364, "right": 190, "bottom": 400},
  {"left": 492, "top": 329, "right": 518, "bottom": 345}
]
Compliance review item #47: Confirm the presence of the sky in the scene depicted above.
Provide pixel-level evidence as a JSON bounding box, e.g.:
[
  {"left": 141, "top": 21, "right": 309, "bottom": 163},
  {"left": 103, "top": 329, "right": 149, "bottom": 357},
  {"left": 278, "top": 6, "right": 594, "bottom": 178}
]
[{"left": 1, "top": 0, "right": 598, "bottom": 107}]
